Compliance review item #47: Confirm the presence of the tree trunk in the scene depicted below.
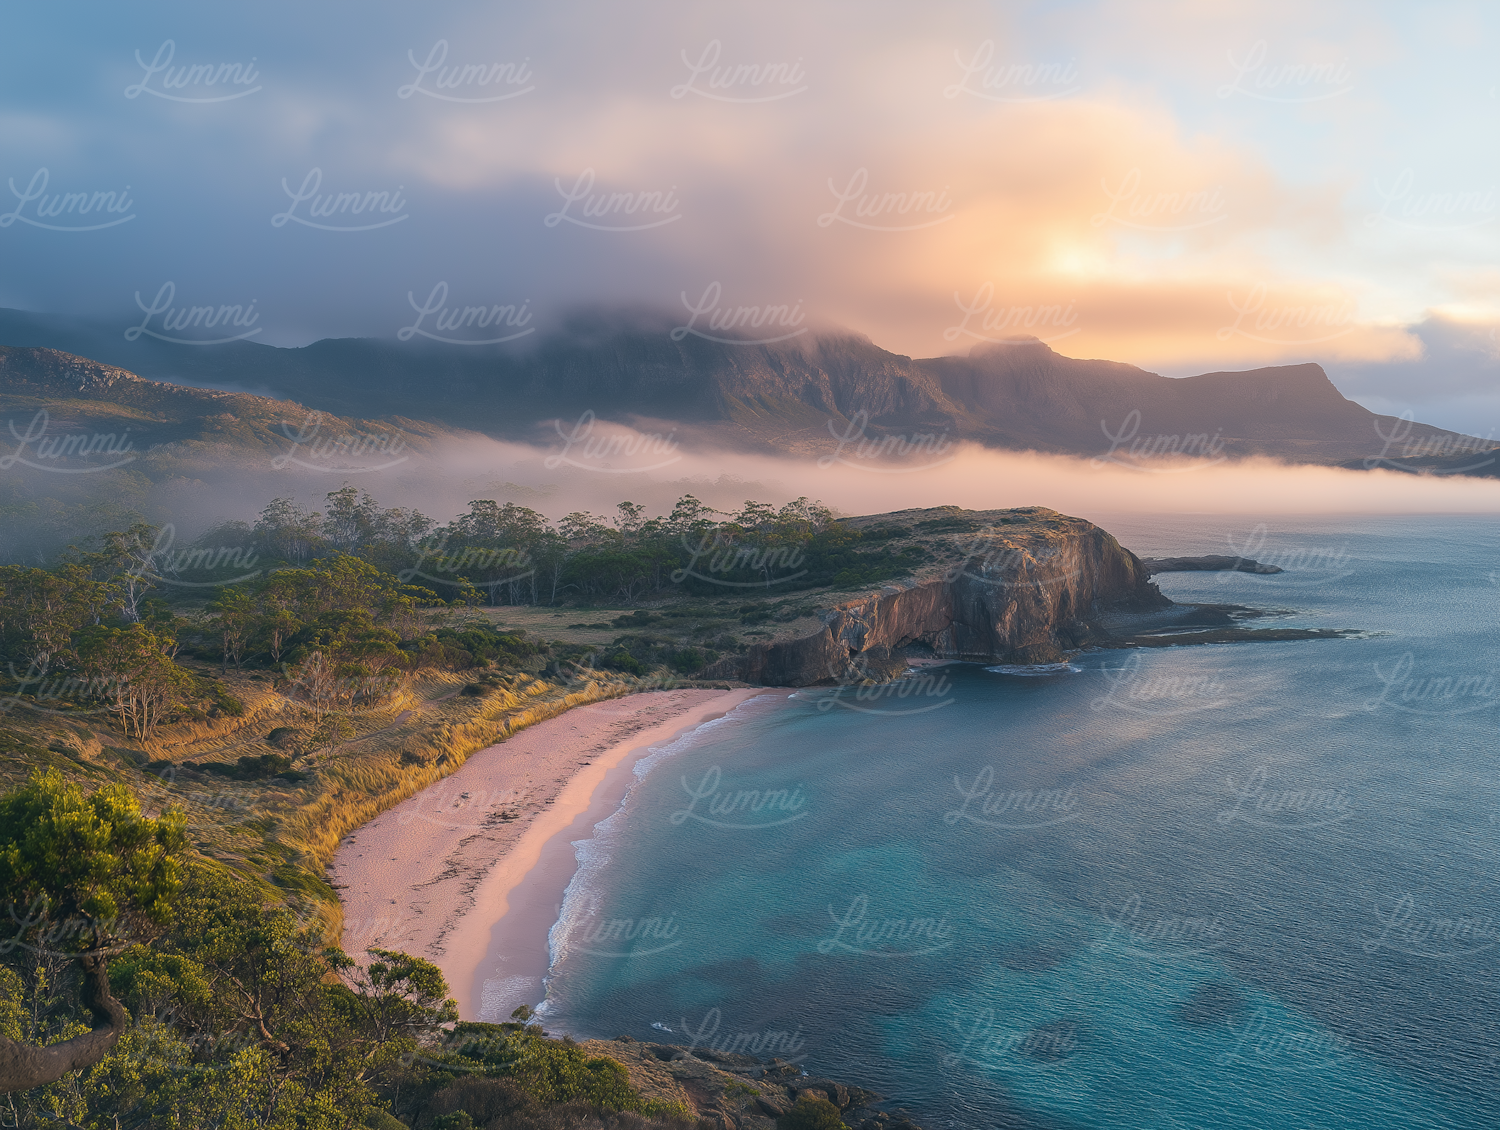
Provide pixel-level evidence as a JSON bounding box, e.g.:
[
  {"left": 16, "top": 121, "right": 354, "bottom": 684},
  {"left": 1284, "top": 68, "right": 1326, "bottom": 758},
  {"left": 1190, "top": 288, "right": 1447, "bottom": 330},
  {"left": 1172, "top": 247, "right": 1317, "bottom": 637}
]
[{"left": 0, "top": 951, "right": 126, "bottom": 1092}]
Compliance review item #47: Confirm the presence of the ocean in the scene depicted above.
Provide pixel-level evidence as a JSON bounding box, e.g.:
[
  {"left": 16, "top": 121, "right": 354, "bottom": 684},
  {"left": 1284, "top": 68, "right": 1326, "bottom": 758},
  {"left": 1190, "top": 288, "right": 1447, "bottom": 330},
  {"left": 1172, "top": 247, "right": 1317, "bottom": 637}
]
[{"left": 537, "top": 514, "right": 1499, "bottom": 1129}]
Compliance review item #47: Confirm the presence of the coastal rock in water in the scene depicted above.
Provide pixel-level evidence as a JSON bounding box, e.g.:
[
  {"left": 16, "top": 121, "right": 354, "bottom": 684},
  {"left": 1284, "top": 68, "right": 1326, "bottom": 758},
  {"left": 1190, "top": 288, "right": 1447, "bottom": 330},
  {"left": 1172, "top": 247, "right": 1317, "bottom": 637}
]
[
  {"left": 1139, "top": 554, "right": 1282, "bottom": 575},
  {"left": 703, "top": 507, "right": 1168, "bottom": 686}
]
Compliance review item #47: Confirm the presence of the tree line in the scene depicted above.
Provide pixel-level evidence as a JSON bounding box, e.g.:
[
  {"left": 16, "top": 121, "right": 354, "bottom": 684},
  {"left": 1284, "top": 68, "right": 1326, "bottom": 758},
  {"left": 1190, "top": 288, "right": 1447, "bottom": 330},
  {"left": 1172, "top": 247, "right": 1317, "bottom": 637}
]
[
  {"left": 0, "top": 526, "right": 519, "bottom": 742},
  {"left": 201, "top": 485, "right": 921, "bottom": 605},
  {"left": 0, "top": 488, "right": 924, "bottom": 741},
  {"left": 0, "top": 770, "right": 707, "bottom": 1128}
]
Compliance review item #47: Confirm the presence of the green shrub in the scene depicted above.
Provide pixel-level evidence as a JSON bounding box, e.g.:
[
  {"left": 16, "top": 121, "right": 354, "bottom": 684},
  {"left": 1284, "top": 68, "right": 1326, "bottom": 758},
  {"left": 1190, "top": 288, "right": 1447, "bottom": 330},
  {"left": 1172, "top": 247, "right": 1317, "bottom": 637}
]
[
  {"left": 778, "top": 1093, "right": 846, "bottom": 1130},
  {"left": 209, "top": 681, "right": 247, "bottom": 716},
  {"left": 189, "top": 753, "right": 298, "bottom": 780},
  {"left": 602, "top": 649, "right": 645, "bottom": 675},
  {"left": 442, "top": 1025, "right": 649, "bottom": 1112},
  {"left": 363, "top": 1112, "right": 410, "bottom": 1130},
  {"left": 424, "top": 1077, "right": 537, "bottom": 1127}
]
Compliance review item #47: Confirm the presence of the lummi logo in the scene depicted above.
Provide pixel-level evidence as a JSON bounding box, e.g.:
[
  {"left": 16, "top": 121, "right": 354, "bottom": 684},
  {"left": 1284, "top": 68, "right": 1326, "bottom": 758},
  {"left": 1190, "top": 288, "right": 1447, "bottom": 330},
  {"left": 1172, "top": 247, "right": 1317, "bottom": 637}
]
[
  {"left": 669, "top": 765, "right": 807, "bottom": 829},
  {"left": 1215, "top": 1009, "right": 1354, "bottom": 1070},
  {"left": 272, "top": 412, "right": 409, "bottom": 473},
  {"left": 1219, "top": 522, "right": 1354, "bottom": 589},
  {"left": 397, "top": 40, "right": 534, "bottom": 103},
  {"left": 679, "top": 1009, "right": 807, "bottom": 1058},
  {"left": 1091, "top": 168, "right": 1228, "bottom": 232},
  {"left": 817, "top": 410, "right": 955, "bottom": 473},
  {"left": 670, "top": 40, "right": 807, "bottom": 103},
  {"left": 1362, "top": 652, "right": 1500, "bottom": 717},
  {"left": 815, "top": 894, "right": 954, "bottom": 957},
  {"left": 1093, "top": 893, "right": 1228, "bottom": 958},
  {"left": 124, "top": 40, "right": 262, "bottom": 103},
  {"left": 1091, "top": 651, "right": 1230, "bottom": 717},
  {"left": 0, "top": 898, "right": 125, "bottom": 957},
  {"left": 393, "top": 783, "right": 524, "bottom": 831},
  {"left": 1217, "top": 284, "right": 1356, "bottom": 346},
  {"left": 1362, "top": 893, "right": 1500, "bottom": 960},
  {"left": 125, "top": 282, "right": 260, "bottom": 345},
  {"left": 1365, "top": 411, "right": 1497, "bottom": 475},
  {"left": 1366, "top": 168, "right": 1497, "bottom": 233},
  {"left": 398, "top": 538, "right": 533, "bottom": 596},
  {"left": 544, "top": 410, "right": 681, "bottom": 474},
  {"left": 128, "top": 524, "right": 261, "bottom": 588},
  {"left": 0, "top": 410, "right": 135, "bottom": 474},
  {"left": 670, "top": 282, "right": 806, "bottom": 345},
  {"left": 0, "top": 169, "right": 134, "bottom": 232},
  {"left": 0, "top": 662, "right": 119, "bottom": 720},
  {"left": 943, "top": 41, "right": 1080, "bottom": 103},
  {"left": 1093, "top": 409, "right": 1227, "bottom": 472},
  {"left": 397, "top": 282, "right": 533, "bottom": 345},
  {"left": 555, "top": 893, "right": 681, "bottom": 958},
  {"left": 272, "top": 169, "right": 408, "bottom": 232},
  {"left": 817, "top": 168, "right": 953, "bottom": 232},
  {"left": 1216, "top": 40, "right": 1353, "bottom": 104},
  {"left": 944, "top": 766, "right": 1081, "bottom": 830},
  {"left": 669, "top": 530, "right": 808, "bottom": 588},
  {"left": 942, "top": 1007, "right": 1080, "bottom": 1068},
  {"left": 1215, "top": 766, "right": 1352, "bottom": 831},
  {"left": 943, "top": 283, "right": 1080, "bottom": 345},
  {"left": 544, "top": 169, "right": 681, "bottom": 231},
  {"left": 810, "top": 665, "right": 956, "bottom": 717},
  {"left": 941, "top": 536, "right": 1081, "bottom": 592}
]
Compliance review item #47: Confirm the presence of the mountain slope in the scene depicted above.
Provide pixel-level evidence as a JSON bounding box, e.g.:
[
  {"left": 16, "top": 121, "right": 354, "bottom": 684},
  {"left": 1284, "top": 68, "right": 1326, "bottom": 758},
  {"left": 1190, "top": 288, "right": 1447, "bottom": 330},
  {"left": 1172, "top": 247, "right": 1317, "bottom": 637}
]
[
  {"left": 0, "top": 345, "right": 462, "bottom": 463},
  {"left": 0, "top": 345, "right": 478, "bottom": 562},
  {"left": 0, "top": 308, "right": 1484, "bottom": 466}
]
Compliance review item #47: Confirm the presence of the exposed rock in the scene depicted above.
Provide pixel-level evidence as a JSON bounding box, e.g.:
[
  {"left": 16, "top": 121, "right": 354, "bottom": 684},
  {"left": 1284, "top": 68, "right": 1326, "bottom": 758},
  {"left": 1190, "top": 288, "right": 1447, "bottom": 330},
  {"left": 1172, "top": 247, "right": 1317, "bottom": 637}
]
[
  {"left": 1097, "top": 601, "right": 1357, "bottom": 647},
  {"left": 580, "top": 1038, "right": 924, "bottom": 1129},
  {"left": 1140, "top": 555, "right": 1283, "bottom": 575},
  {"left": 703, "top": 506, "right": 1168, "bottom": 686},
  {"left": 0, "top": 346, "right": 146, "bottom": 394}
]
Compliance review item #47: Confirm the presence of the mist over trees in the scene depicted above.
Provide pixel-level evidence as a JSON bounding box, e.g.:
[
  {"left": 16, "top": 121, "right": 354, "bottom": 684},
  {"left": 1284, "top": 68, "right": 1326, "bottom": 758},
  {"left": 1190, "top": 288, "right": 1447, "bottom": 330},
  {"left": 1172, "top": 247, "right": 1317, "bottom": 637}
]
[{"left": 232, "top": 485, "right": 918, "bottom": 606}]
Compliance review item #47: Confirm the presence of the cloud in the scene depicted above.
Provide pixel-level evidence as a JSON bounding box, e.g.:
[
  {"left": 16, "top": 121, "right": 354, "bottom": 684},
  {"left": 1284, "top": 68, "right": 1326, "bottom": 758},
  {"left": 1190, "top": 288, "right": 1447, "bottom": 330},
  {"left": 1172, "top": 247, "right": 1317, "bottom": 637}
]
[
  {"left": 148, "top": 429, "right": 1500, "bottom": 545},
  {"left": 1, "top": 0, "right": 1496, "bottom": 394},
  {"left": 1319, "top": 315, "right": 1500, "bottom": 436}
]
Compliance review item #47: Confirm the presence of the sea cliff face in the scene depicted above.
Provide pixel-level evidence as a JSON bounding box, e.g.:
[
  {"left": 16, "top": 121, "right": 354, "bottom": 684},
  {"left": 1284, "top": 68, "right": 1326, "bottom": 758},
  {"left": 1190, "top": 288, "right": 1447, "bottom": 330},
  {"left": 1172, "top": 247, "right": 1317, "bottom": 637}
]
[{"left": 705, "top": 507, "right": 1168, "bottom": 686}]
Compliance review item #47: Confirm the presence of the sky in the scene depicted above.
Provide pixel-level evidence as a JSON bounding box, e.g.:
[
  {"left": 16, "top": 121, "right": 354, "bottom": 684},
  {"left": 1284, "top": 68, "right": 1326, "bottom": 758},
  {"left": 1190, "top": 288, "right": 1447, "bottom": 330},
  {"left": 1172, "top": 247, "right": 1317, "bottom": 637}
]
[{"left": 2, "top": 0, "right": 1498, "bottom": 434}]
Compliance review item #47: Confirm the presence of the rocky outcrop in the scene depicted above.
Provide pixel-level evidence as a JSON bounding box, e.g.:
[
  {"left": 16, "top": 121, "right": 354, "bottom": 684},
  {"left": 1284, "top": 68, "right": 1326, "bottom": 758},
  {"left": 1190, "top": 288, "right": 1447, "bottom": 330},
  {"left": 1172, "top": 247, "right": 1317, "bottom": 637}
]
[
  {"left": 581, "top": 1038, "right": 927, "bottom": 1130},
  {"left": 0, "top": 346, "right": 147, "bottom": 394},
  {"left": 704, "top": 506, "right": 1168, "bottom": 686},
  {"left": 1140, "top": 555, "right": 1282, "bottom": 575}
]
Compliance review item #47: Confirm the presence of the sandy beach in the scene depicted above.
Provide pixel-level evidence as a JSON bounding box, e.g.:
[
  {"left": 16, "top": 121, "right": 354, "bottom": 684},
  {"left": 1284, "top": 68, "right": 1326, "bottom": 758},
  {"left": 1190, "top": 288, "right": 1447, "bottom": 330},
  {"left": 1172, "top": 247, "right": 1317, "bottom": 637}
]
[{"left": 330, "top": 686, "right": 764, "bottom": 1019}]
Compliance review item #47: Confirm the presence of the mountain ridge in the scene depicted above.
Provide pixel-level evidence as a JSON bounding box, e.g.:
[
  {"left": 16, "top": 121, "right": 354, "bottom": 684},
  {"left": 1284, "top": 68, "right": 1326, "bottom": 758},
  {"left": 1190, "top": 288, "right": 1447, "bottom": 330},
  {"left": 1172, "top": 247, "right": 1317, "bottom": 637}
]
[{"left": 0, "top": 308, "right": 1487, "bottom": 467}]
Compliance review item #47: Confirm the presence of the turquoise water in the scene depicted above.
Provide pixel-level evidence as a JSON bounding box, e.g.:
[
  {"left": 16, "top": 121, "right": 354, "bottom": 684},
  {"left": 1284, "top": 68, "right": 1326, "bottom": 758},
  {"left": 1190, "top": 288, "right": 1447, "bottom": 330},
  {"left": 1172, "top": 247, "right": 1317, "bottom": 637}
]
[{"left": 541, "top": 514, "right": 1499, "bottom": 1129}]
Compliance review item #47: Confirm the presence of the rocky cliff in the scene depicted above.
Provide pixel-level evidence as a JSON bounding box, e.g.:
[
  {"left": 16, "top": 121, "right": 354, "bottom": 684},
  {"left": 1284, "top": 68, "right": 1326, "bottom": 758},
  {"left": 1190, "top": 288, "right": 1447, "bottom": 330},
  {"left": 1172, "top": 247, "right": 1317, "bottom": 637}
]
[
  {"left": 580, "top": 1038, "right": 926, "bottom": 1130},
  {"left": 704, "top": 506, "right": 1168, "bottom": 686}
]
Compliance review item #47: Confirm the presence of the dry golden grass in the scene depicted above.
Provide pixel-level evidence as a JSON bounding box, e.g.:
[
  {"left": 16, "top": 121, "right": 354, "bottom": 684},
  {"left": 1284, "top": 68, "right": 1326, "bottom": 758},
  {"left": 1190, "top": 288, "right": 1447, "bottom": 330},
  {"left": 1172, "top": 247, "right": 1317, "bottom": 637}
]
[{"left": 1, "top": 662, "right": 718, "bottom": 940}]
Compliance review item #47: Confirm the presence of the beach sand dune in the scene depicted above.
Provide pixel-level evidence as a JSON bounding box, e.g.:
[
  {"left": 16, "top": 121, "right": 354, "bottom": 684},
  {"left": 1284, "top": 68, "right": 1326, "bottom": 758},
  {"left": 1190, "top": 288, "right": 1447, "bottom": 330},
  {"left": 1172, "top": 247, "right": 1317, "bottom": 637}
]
[{"left": 330, "top": 687, "right": 762, "bottom": 1018}]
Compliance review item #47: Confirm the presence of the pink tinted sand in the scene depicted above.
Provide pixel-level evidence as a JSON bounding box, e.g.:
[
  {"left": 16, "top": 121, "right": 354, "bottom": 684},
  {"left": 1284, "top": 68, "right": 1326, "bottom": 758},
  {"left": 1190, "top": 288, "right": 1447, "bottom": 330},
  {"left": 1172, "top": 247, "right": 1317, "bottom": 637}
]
[{"left": 329, "top": 688, "right": 763, "bottom": 1018}]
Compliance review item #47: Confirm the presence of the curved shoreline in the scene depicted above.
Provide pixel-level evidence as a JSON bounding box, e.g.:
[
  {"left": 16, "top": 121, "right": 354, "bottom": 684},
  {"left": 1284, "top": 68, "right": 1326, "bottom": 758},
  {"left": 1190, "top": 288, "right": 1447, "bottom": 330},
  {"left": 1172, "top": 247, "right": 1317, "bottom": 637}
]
[{"left": 330, "top": 687, "right": 762, "bottom": 1018}]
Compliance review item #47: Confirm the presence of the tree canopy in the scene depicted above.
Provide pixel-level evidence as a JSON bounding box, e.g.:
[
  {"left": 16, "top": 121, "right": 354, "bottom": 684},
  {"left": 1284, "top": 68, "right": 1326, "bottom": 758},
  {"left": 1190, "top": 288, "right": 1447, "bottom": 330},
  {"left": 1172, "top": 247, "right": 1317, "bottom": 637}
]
[{"left": 0, "top": 769, "right": 186, "bottom": 1094}]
